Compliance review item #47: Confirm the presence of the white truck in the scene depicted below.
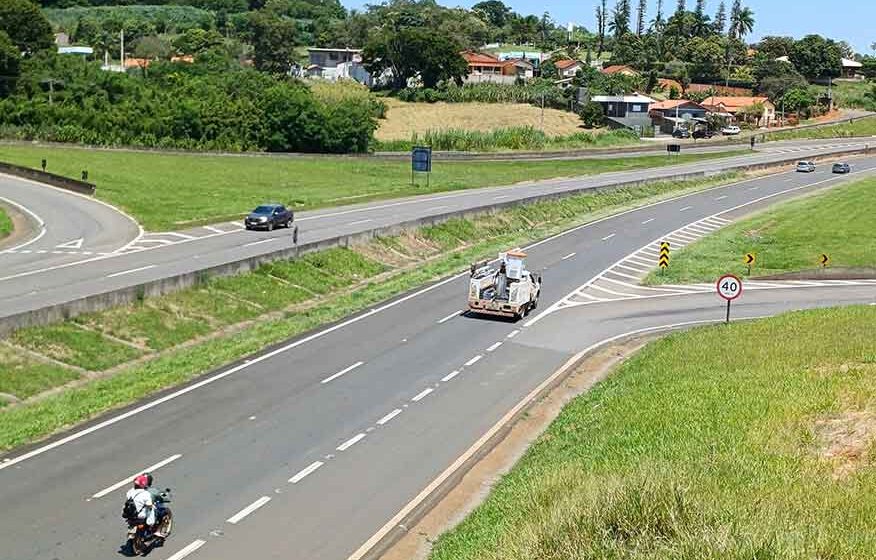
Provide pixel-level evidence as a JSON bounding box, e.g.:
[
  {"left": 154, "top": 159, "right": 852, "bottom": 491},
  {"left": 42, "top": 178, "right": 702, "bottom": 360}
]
[{"left": 468, "top": 250, "right": 541, "bottom": 320}]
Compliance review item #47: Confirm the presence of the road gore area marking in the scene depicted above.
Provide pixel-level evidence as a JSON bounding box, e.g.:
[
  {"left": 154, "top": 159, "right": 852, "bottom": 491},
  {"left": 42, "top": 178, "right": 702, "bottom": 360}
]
[
  {"left": 90, "top": 454, "right": 182, "bottom": 500},
  {"left": 321, "top": 361, "right": 364, "bottom": 384},
  {"left": 227, "top": 496, "right": 271, "bottom": 524},
  {"left": 106, "top": 264, "right": 156, "bottom": 279},
  {"left": 166, "top": 539, "right": 206, "bottom": 560},
  {"left": 289, "top": 461, "right": 324, "bottom": 484}
]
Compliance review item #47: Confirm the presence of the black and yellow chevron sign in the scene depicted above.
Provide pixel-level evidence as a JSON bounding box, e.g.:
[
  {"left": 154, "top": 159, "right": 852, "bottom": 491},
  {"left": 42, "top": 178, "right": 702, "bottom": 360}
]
[
  {"left": 658, "top": 241, "right": 670, "bottom": 269},
  {"left": 744, "top": 253, "right": 755, "bottom": 265},
  {"left": 820, "top": 253, "right": 830, "bottom": 267}
]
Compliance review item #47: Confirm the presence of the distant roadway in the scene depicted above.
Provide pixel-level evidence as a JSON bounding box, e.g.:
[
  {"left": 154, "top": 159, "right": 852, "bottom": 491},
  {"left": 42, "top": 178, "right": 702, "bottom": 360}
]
[{"left": 1, "top": 150, "right": 875, "bottom": 560}]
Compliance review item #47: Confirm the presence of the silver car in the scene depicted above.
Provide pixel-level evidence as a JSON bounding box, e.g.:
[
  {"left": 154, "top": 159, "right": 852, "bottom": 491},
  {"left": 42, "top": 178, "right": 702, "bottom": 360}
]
[{"left": 796, "top": 161, "right": 815, "bottom": 173}]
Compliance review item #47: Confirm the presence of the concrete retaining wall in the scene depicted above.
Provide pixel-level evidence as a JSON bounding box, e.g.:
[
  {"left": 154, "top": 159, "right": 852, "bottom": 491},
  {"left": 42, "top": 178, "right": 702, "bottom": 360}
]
[
  {"left": 0, "top": 161, "right": 96, "bottom": 195},
  {"left": 0, "top": 145, "right": 871, "bottom": 336}
]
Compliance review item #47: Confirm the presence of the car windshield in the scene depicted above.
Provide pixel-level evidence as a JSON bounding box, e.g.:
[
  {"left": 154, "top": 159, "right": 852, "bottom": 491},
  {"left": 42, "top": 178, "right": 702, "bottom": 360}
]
[{"left": 253, "top": 206, "right": 275, "bottom": 214}]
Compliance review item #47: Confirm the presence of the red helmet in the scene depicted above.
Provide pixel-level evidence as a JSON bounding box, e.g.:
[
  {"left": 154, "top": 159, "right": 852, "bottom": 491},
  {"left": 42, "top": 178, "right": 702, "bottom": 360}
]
[{"left": 133, "top": 474, "right": 149, "bottom": 489}]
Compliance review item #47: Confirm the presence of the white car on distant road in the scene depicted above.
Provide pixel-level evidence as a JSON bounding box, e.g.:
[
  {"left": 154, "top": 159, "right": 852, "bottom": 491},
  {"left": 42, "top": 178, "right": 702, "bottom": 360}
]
[{"left": 721, "top": 125, "right": 741, "bottom": 135}]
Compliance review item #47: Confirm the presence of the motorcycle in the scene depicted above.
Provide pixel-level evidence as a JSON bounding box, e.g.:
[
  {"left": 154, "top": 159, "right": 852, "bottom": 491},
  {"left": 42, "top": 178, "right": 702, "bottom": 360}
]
[{"left": 123, "top": 488, "right": 174, "bottom": 556}]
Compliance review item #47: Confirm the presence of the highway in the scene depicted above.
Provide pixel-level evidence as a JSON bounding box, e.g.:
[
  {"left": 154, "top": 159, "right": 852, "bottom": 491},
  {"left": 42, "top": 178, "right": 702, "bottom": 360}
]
[
  {"left": 0, "top": 138, "right": 872, "bottom": 323},
  {"left": 1, "top": 152, "right": 875, "bottom": 560}
]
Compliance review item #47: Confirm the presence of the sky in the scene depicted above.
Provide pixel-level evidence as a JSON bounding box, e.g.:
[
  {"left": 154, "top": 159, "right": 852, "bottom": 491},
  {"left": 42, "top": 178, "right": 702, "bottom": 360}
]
[{"left": 342, "top": 0, "right": 876, "bottom": 55}]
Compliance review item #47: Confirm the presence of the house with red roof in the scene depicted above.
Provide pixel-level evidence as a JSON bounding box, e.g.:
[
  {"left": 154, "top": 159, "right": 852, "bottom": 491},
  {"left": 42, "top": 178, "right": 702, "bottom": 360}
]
[
  {"left": 701, "top": 96, "right": 776, "bottom": 127},
  {"left": 555, "top": 59, "right": 586, "bottom": 78},
  {"left": 601, "top": 65, "right": 640, "bottom": 77},
  {"left": 462, "top": 51, "right": 533, "bottom": 83}
]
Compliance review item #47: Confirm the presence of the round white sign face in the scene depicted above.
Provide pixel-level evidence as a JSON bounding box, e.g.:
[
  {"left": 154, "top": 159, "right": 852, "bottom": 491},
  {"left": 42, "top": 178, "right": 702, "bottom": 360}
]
[{"left": 716, "top": 274, "right": 743, "bottom": 301}]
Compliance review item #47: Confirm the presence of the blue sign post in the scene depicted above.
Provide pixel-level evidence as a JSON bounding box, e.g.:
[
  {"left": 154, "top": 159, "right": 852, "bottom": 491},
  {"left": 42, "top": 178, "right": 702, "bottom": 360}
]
[{"left": 411, "top": 146, "right": 432, "bottom": 187}]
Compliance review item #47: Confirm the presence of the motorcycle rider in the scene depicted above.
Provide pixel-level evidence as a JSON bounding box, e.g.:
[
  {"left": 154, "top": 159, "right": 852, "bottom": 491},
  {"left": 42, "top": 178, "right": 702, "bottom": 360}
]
[{"left": 125, "top": 474, "right": 157, "bottom": 534}]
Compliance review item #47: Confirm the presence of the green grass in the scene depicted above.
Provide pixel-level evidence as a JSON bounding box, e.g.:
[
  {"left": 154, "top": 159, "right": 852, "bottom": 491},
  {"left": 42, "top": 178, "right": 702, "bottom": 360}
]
[
  {"left": 0, "top": 172, "right": 745, "bottom": 451},
  {"left": 0, "top": 345, "right": 80, "bottom": 401},
  {"left": 0, "top": 144, "right": 742, "bottom": 230},
  {"left": 9, "top": 323, "right": 143, "bottom": 371},
  {"left": 0, "top": 205, "right": 11, "bottom": 239},
  {"left": 73, "top": 305, "right": 213, "bottom": 352},
  {"left": 374, "top": 128, "right": 641, "bottom": 152},
  {"left": 429, "top": 306, "right": 876, "bottom": 560},
  {"left": 645, "top": 176, "right": 876, "bottom": 285},
  {"left": 765, "top": 116, "right": 876, "bottom": 142},
  {"left": 811, "top": 81, "right": 876, "bottom": 112}
]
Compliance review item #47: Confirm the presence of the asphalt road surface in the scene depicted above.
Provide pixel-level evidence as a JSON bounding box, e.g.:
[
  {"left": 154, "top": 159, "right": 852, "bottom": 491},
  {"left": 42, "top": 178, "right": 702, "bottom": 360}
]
[
  {"left": 0, "top": 139, "right": 872, "bottom": 321},
  {"left": 2, "top": 155, "right": 874, "bottom": 560}
]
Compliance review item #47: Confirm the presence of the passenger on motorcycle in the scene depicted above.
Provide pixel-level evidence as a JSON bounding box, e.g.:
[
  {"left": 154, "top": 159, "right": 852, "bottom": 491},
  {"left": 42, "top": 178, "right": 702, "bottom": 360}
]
[{"left": 125, "top": 474, "right": 157, "bottom": 533}]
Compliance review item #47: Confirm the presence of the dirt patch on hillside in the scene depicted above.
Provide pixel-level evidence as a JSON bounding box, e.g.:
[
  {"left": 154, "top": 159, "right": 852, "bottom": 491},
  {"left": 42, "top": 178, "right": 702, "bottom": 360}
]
[
  {"left": 380, "top": 335, "right": 656, "bottom": 560},
  {"left": 813, "top": 409, "right": 876, "bottom": 480}
]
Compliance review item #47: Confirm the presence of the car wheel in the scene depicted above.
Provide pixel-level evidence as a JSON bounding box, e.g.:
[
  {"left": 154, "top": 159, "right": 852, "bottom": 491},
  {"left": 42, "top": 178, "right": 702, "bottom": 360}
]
[
  {"left": 267, "top": 222, "right": 274, "bottom": 232},
  {"left": 285, "top": 219, "right": 292, "bottom": 228}
]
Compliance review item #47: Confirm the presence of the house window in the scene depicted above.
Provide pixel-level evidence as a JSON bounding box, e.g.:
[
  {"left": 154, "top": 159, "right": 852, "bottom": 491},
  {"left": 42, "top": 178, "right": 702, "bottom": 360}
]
[{"left": 631, "top": 104, "right": 642, "bottom": 112}]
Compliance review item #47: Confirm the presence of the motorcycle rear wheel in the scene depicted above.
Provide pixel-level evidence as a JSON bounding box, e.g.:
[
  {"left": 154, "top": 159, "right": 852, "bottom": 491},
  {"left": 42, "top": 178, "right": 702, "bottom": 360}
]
[{"left": 159, "top": 510, "right": 174, "bottom": 538}]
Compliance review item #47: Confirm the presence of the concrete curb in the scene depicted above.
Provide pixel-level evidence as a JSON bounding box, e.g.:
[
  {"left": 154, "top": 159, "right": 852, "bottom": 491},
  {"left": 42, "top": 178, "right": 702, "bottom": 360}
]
[
  {"left": 0, "top": 161, "right": 96, "bottom": 196},
  {"left": 0, "top": 145, "right": 870, "bottom": 336}
]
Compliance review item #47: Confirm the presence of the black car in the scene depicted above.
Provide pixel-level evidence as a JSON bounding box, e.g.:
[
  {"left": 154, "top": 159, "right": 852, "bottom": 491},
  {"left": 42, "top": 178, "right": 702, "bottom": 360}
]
[
  {"left": 245, "top": 204, "right": 294, "bottom": 231},
  {"left": 832, "top": 162, "right": 851, "bottom": 174},
  {"left": 672, "top": 128, "right": 691, "bottom": 139},
  {"left": 692, "top": 128, "right": 714, "bottom": 139}
]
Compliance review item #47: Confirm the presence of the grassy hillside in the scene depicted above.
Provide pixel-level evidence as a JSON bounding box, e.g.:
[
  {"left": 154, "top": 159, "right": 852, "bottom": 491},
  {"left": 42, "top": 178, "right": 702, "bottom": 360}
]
[
  {"left": 0, "top": 144, "right": 739, "bottom": 231},
  {"left": 645, "top": 175, "right": 876, "bottom": 284},
  {"left": 431, "top": 306, "right": 876, "bottom": 560}
]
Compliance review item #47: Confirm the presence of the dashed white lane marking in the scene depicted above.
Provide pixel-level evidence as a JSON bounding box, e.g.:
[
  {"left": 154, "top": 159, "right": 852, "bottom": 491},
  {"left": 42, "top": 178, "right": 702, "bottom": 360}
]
[
  {"left": 204, "top": 226, "right": 225, "bottom": 234},
  {"left": 561, "top": 252, "right": 576, "bottom": 260},
  {"left": 349, "top": 219, "right": 373, "bottom": 226},
  {"left": 244, "top": 238, "right": 275, "bottom": 247},
  {"left": 441, "top": 370, "right": 460, "bottom": 382},
  {"left": 464, "top": 355, "right": 482, "bottom": 367},
  {"left": 411, "top": 388, "right": 434, "bottom": 402},
  {"left": 321, "top": 361, "right": 364, "bottom": 384},
  {"left": 90, "top": 454, "right": 182, "bottom": 499},
  {"left": 166, "top": 539, "right": 206, "bottom": 560},
  {"left": 679, "top": 206, "right": 693, "bottom": 212},
  {"left": 715, "top": 195, "right": 728, "bottom": 200},
  {"left": 506, "top": 329, "right": 520, "bottom": 339},
  {"left": 337, "top": 433, "right": 366, "bottom": 451},
  {"left": 748, "top": 186, "right": 759, "bottom": 190},
  {"left": 493, "top": 195, "right": 509, "bottom": 200},
  {"left": 289, "top": 461, "right": 324, "bottom": 484},
  {"left": 377, "top": 409, "right": 403, "bottom": 425},
  {"left": 227, "top": 496, "right": 271, "bottom": 524},
  {"left": 602, "top": 233, "right": 616, "bottom": 241},
  {"left": 486, "top": 342, "right": 503, "bottom": 352},
  {"left": 437, "top": 310, "right": 463, "bottom": 324},
  {"left": 106, "top": 264, "right": 156, "bottom": 279},
  {"left": 427, "top": 205, "right": 449, "bottom": 212},
  {"left": 641, "top": 218, "right": 655, "bottom": 224}
]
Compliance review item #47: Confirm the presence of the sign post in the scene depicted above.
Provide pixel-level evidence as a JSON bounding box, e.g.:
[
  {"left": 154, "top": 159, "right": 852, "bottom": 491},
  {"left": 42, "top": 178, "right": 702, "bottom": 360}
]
[
  {"left": 411, "top": 146, "right": 432, "bottom": 187},
  {"left": 716, "top": 273, "right": 743, "bottom": 324},
  {"left": 667, "top": 144, "right": 681, "bottom": 158},
  {"left": 658, "top": 241, "right": 670, "bottom": 271},
  {"left": 743, "top": 253, "right": 755, "bottom": 276}
]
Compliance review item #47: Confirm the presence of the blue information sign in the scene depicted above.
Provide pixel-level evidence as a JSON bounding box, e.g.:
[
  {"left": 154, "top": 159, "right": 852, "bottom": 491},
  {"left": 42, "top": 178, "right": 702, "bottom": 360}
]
[{"left": 412, "top": 146, "right": 432, "bottom": 172}]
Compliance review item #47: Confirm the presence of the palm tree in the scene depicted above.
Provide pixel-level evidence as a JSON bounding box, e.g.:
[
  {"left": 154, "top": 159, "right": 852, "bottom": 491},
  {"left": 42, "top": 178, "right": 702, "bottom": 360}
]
[{"left": 733, "top": 6, "right": 754, "bottom": 40}]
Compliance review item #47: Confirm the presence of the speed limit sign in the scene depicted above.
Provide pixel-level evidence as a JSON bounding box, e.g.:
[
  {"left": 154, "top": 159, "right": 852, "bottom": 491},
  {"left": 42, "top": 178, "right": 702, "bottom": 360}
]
[{"left": 716, "top": 274, "right": 742, "bottom": 301}]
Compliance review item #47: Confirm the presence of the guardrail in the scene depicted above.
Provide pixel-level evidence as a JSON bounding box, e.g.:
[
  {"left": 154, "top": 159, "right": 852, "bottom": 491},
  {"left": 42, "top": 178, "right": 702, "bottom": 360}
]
[
  {"left": 0, "top": 161, "right": 96, "bottom": 196},
  {"left": 0, "top": 144, "right": 870, "bottom": 336}
]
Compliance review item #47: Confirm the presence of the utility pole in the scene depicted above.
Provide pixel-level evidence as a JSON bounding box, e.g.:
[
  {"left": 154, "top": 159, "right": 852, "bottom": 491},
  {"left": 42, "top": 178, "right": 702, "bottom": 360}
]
[
  {"left": 120, "top": 29, "right": 125, "bottom": 70},
  {"left": 540, "top": 92, "right": 545, "bottom": 130}
]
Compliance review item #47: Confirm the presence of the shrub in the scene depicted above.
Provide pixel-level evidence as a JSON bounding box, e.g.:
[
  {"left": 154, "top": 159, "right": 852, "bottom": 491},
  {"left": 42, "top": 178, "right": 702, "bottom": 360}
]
[{"left": 578, "top": 101, "right": 605, "bottom": 128}]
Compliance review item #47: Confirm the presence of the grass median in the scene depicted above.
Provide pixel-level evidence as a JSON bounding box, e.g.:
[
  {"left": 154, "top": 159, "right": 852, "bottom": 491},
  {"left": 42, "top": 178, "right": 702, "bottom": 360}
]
[
  {"left": 429, "top": 306, "right": 876, "bottom": 560},
  {"left": 0, "top": 206, "right": 10, "bottom": 239},
  {"left": 0, "top": 171, "right": 747, "bottom": 451},
  {"left": 0, "top": 144, "right": 742, "bottom": 231},
  {"left": 644, "top": 175, "right": 876, "bottom": 285}
]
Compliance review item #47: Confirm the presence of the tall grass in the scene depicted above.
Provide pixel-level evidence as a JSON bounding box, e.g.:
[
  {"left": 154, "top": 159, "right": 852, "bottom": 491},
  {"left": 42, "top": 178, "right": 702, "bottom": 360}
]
[
  {"left": 375, "top": 127, "right": 640, "bottom": 152},
  {"left": 396, "top": 81, "right": 569, "bottom": 110}
]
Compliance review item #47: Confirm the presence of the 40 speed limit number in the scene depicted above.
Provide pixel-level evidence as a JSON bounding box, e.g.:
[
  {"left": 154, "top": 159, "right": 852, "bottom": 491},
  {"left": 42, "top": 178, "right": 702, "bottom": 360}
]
[{"left": 716, "top": 274, "right": 743, "bottom": 301}]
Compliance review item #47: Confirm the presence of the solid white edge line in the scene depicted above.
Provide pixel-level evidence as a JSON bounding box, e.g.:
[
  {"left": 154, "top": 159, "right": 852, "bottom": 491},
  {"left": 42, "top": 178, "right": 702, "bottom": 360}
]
[
  {"left": 377, "top": 409, "right": 403, "bottom": 425},
  {"left": 441, "top": 371, "right": 460, "bottom": 382},
  {"left": 561, "top": 252, "right": 576, "bottom": 260},
  {"left": 411, "top": 388, "right": 434, "bottom": 402},
  {"left": 289, "top": 461, "right": 324, "bottom": 484},
  {"left": 227, "top": 496, "right": 271, "bottom": 524},
  {"left": 464, "top": 355, "right": 482, "bottom": 367},
  {"left": 166, "top": 539, "right": 206, "bottom": 560},
  {"left": 437, "top": 310, "right": 462, "bottom": 324},
  {"left": 4, "top": 161, "right": 865, "bottom": 471},
  {"left": 321, "top": 361, "right": 365, "bottom": 384},
  {"left": 243, "top": 238, "right": 276, "bottom": 247},
  {"left": 345, "top": 316, "right": 770, "bottom": 560},
  {"left": 106, "top": 264, "right": 156, "bottom": 279},
  {"left": 350, "top": 218, "right": 373, "bottom": 226},
  {"left": 0, "top": 194, "right": 48, "bottom": 252},
  {"left": 337, "top": 433, "right": 366, "bottom": 451},
  {"left": 486, "top": 342, "right": 503, "bottom": 352},
  {"left": 91, "top": 453, "right": 182, "bottom": 499}
]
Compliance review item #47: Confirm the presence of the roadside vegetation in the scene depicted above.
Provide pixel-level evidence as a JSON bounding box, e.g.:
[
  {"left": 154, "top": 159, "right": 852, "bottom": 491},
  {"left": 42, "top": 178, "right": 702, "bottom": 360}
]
[
  {"left": 429, "top": 306, "right": 876, "bottom": 560},
  {"left": 0, "top": 170, "right": 744, "bottom": 450},
  {"left": 812, "top": 81, "right": 876, "bottom": 112},
  {"left": 375, "top": 128, "right": 640, "bottom": 152},
  {"left": 0, "top": 144, "right": 740, "bottom": 230},
  {"left": 0, "top": 206, "right": 11, "bottom": 239},
  {"left": 645, "top": 175, "right": 876, "bottom": 285},
  {"left": 765, "top": 116, "right": 876, "bottom": 143}
]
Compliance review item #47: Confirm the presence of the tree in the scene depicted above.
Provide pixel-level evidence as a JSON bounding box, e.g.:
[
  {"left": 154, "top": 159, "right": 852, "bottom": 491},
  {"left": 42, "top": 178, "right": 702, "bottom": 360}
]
[
  {"left": 713, "top": 2, "right": 726, "bottom": 35},
  {"left": 755, "top": 36, "right": 794, "bottom": 59},
  {"left": 653, "top": 0, "right": 664, "bottom": 28},
  {"left": 0, "top": 0, "right": 53, "bottom": 55},
  {"left": 132, "top": 36, "right": 172, "bottom": 76},
  {"left": 539, "top": 59, "right": 557, "bottom": 78},
  {"left": 636, "top": 0, "right": 646, "bottom": 36},
  {"left": 247, "top": 12, "right": 297, "bottom": 75},
  {"left": 578, "top": 100, "right": 604, "bottom": 128},
  {"left": 675, "top": 0, "right": 686, "bottom": 17},
  {"left": 595, "top": 0, "right": 607, "bottom": 58},
  {"left": 363, "top": 27, "right": 466, "bottom": 89},
  {"left": 0, "top": 31, "right": 21, "bottom": 97},
  {"left": 789, "top": 34, "right": 843, "bottom": 81},
  {"left": 692, "top": 0, "right": 710, "bottom": 37},
  {"left": 753, "top": 59, "right": 807, "bottom": 100},
  {"left": 733, "top": 7, "right": 754, "bottom": 40},
  {"left": 685, "top": 36, "right": 723, "bottom": 80},
  {"left": 471, "top": 0, "right": 510, "bottom": 28},
  {"left": 173, "top": 28, "right": 225, "bottom": 56},
  {"left": 728, "top": 0, "right": 741, "bottom": 38},
  {"left": 609, "top": 0, "right": 632, "bottom": 40},
  {"left": 780, "top": 87, "right": 816, "bottom": 115}
]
